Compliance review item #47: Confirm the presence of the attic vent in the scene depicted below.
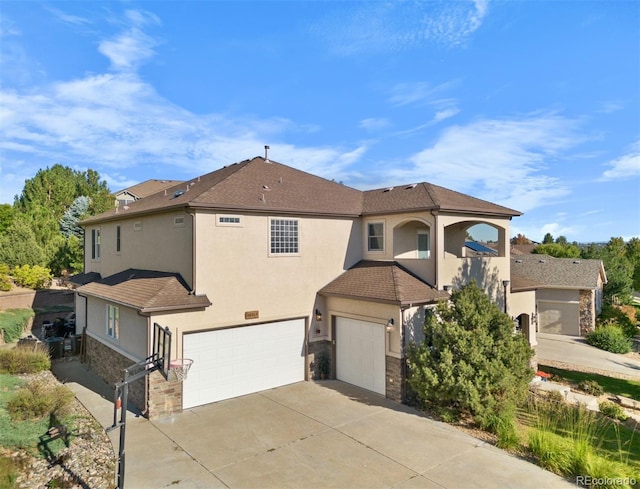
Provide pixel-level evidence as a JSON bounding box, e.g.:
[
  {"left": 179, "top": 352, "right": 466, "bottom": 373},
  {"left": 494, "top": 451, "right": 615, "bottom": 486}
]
[
  {"left": 515, "top": 259, "right": 523, "bottom": 263},
  {"left": 539, "top": 259, "right": 546, "bottom": 263},
  {"left": 263, "top": 185, "right": 271, "bottom": 190},
  {"left": 173, "top": 190, "right": 185, "bottom": 198},
  {"left": 573, "top": 260, "right": 581, "bottom": 264},
  {"left": 405, "top": 184, "right": 417, "bottom": 189},
  {"left": 383, "top": 187, "right": 394, "bottom": 192}
]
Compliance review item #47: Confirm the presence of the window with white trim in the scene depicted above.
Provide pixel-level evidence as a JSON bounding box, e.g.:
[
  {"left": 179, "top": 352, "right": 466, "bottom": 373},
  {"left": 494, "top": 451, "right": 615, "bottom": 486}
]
[
  {"left": 367, "top": 222, "right": 384, "bottom": 251},
  {"left": 91, "top": 229, "right": 101, "bottom": 260},
  {"left": 270, "top": 218, "right": 299, "bottom": 254},
  {"left": 217, "top": 215, "right": 242, "bottom": 227},
  {"left": 418, "top": 230, "right": 430, "bottom": 259},
  {"left": 106, "top": 304, "right": 119, "bottom": 340}
]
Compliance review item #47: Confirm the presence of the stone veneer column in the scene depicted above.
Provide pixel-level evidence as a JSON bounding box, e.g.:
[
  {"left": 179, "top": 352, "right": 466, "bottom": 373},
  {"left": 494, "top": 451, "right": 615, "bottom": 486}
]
[
  {"left": 85, "top": 335, "right": 145, "bottom": 412},
  {"left": 385, "top": 355, "right": 402, "bottom": 402},
  {"left": 307, "top": 340, "right": 332, "bottom": 380},
  {"left": 147, "top": 370, "right": 183, "bottom": 418},
  {"left": 579, "top": 289, "right": 594, "bottom": 336}
]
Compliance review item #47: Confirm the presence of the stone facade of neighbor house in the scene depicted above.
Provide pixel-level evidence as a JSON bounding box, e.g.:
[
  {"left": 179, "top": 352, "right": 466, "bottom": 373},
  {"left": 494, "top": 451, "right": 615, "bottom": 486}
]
[
  {"left": 71, "top": 155, "right": 535, "bottom": 417},
  {"left": 579, "top": 289, "right": 596, "bottom": 336}
]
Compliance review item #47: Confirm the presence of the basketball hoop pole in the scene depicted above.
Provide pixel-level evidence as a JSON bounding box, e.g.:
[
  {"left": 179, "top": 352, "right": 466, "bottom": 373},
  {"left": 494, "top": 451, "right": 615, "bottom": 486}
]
[{"left": 107, "top": 353, "right": 163, "bottom": 489}]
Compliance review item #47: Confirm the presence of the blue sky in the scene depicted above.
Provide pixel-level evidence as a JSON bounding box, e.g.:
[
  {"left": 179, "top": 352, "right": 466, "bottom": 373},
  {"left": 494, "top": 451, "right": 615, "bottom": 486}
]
[{"left": 1, "top": 1, "right": 638, "bottom": 243}]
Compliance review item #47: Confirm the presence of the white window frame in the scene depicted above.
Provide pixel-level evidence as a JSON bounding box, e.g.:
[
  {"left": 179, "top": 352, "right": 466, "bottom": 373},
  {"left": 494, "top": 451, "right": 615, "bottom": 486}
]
[
  {"left": 367, "top": 222, "right": 385, "bottom": 252},
  {"left": 269, "top": 218, "right": 299, "bottom": 255},
  {"left": 91, "top": 228, "right": 101, "bottom": 260},
  {"left": 216, "top": 215, "right": 242, "bottom": 227},
  {"left": 106, "top": 304, "right": 119, "bottom": 341},
  {"left": 418, "top": 230, "right": 430, "bottom": 259}
]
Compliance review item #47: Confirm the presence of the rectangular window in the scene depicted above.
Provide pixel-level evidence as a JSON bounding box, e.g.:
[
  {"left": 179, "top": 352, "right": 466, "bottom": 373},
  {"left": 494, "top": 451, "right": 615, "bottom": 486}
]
[
  {"left": 217, "top": 215, "right": 242, "bottom": 227},
  {"left": 91, "top": 229, "right": 101, "bottom": 260},
  {"left": 270, "top": 218, "right": 299, "bottom": 254},
  {"left": 418, "top": 231, "right": 430, "bottom": 259},
  {"left": 367, "top": 222, "right": 384, "bottom": 251},
  {"left": 106, "top": 304, "right": 119, "bottom": 340},
  {"left": 116, "top": 226, "right": 121, "bottom": 253}
]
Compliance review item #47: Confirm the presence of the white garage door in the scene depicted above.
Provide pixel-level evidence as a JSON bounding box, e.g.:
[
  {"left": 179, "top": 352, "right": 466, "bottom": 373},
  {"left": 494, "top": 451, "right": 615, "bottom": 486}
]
[
  {"left": 538, "top": 301, "right": 580, "bottom": 335},
  {"left": 336, "top": 317, "right": 386, "bottom": 395},
  {"left": 182, "top": 319, "right": 305, "bottom": 409}
]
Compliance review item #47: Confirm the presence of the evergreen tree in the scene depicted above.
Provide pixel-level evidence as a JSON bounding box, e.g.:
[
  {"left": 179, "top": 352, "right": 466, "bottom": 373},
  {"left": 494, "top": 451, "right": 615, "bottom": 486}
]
[
  {"left": 0, "top": 218, "right": 46, "bottom": 268},
  {"left": 407, "top": 282, "right": 534, "bottom": 424},
  {"left": 60, "top": 196, "right": 90, "bottom": 238},
  {"left": 542, "top": 232, "right": 554, "bottom": 244}
]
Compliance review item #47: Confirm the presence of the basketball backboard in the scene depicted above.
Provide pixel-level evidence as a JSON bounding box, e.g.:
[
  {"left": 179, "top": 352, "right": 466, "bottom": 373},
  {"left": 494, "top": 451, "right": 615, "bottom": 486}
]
[{"left": 152, "top": 323, "right": 172, "bottom": 379}]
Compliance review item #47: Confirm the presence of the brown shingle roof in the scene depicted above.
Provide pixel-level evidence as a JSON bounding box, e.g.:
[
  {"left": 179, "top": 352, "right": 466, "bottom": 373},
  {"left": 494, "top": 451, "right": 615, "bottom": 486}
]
[
  {"left": 115, "top": 179, "right": 184, "bottom": 200},
  {"left": 84, "top": 157, "right": 363, "bottom": 224},
  {"left": 511, "top": 255, "right": 607, "bottom": 290},
  {"left": 77, "top": 269, "right": 211, "bottom": 313},
  {"left": 83, "top": 156, "right": 522, "bottom": 225},
  {"left": 362, "top": 182, "right": 521, "bottom": 217},
  {"left": 319, "top": 260, "right": 448, "bottom": 305}
]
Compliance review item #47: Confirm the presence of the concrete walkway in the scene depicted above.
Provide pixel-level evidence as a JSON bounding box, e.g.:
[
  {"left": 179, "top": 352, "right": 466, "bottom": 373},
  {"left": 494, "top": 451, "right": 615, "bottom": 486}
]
[
  {"left": 537, "top": 333, "right": 640, "bottom": 379},
  {"left": 52, "top": 357, "right": 574, "bottom": 489}
]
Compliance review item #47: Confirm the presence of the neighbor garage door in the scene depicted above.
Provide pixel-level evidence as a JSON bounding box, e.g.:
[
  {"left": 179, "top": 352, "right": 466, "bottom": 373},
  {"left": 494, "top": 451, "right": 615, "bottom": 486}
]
[
  {"left": 538, "top": 301, "right": 579, "bottom": 335},
  {"left": 182, "top": 319, "right": 305, "bottom": 409},
  {"left": 336, "top": 317, "right": 386, "bottom": 395}
]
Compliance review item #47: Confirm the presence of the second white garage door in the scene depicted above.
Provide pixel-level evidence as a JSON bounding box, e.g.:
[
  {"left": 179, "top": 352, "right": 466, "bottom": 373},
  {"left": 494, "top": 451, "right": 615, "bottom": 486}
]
[
  {"left": 182, "top": 319, "right": 305, "bottom": 409},
  {"left": 336, "top": 317, "right": 386, "bottom": 395},
  {"left": 538, "top": 301, "right": 580, "bottom": 335}
]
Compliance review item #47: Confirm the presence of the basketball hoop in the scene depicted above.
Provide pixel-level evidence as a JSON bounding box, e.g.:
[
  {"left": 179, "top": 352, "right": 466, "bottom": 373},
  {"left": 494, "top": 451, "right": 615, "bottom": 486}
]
[{"left": 168, "top": 358, "right": 193, "bottom": 382}]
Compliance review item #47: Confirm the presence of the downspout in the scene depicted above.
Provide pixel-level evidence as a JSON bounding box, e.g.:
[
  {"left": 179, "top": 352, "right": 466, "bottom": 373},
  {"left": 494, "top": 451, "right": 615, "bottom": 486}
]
[
  {"left": 400, "top": 306, "right": 408, "bottom": 404},
  {"left": 187, "top": 210, "right": 197, "bottom": 292},
  {"left": 77, "top": 292, "right": 89, "bottom": 363},
  {"left": 430, "top": 210, "right": 439, "bottom": 289}
]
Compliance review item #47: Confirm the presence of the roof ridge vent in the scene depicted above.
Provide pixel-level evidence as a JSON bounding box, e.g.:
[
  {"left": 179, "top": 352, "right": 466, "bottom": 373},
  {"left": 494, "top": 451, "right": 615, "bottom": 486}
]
[
  {"left": 383, "top": 187, "right": 394, "bottom": 192},
  {"left": 573, "top": 260, "right": 581, "bottom": 264},
  {"left": 405, "top": 184, "right": 417, "bottom": 189}
]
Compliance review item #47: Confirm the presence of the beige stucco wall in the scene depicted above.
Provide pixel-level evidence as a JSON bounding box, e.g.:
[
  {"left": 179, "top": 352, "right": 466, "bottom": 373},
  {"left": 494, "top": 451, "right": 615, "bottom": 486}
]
[
  {"left": 84, "top": 211, "right": 193, "bottom": 286},
  {"left": 509, "top": 290, "right": 537, "bottom": 346},
  {"left": 85, "top": 296, "right": 148, "bottom": 361},
  {"left": 323, "top": 296, "right": 401, "bottom": 357}
]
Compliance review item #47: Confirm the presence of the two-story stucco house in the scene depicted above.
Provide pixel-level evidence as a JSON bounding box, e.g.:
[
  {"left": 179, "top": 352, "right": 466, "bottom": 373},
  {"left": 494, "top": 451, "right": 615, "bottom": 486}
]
[{"left": 71, "top": 156, "right": 535, "bottom": 417}]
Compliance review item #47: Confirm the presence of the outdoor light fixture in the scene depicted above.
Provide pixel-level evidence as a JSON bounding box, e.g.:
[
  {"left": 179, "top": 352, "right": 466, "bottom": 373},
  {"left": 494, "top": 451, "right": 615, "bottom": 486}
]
[
  {"left": 502, "top": 280, "right": 511, "bottom": 314},
  {"left": 315, "top": 309, "right": 322, "bottom": 322},
  {"left": 386, "top": 318, "right": 395, "bottom": 332}
]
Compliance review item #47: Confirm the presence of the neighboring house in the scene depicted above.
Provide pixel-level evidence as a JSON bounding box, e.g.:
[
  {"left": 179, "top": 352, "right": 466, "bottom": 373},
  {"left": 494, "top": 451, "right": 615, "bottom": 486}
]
[
  {"left": 114, "top": 179, "right": 184, "bottom": 207},
  {"left": 71, "top": 156, "right": 534, "bottom": 417},
  {"left": 511, "top": 254, "right": 607, "bottom": 336}
]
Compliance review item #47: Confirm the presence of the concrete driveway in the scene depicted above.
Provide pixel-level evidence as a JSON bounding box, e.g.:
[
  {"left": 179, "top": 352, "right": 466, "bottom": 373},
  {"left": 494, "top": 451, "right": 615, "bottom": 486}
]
[
  {"left": 53, "top": 359, "right": 573, "bottom": 489},
  {"left": 537, "top": 333, "right": 640, "bottom": 379}
]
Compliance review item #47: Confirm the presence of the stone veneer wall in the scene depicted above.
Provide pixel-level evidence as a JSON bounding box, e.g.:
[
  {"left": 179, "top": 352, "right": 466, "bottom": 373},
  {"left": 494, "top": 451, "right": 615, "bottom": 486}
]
[
  {"left": 85, "top": 335, "right": 145, "bottom": 412},
  {"left": 147, "top": 370, "right": 183, "bottom": 419},
  {"left": 307, "top": 340, "right": 332, "bottom": 380},
  {"left": 579, "top": 289, "right": 595, "bottom": 336},
  {"left": 385, "top": 356, "right": 402, "bottom": 402}
]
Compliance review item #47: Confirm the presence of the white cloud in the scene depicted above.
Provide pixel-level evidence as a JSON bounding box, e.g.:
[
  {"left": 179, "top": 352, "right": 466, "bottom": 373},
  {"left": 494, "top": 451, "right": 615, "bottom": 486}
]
[
  {"left": 371, "top": 114, "right": 583, "bottom": 213},
  {"left": 312, "top": 0, "right": 489, "bottom": 55},
  {"left": 359, "top": 118, "right": 390, "bottom": 132},
  {"left": 432, "top": 108, "right": 460, "bottom": 123},
  {"left": 98, "top": 10, "right": 160, "bottom": 71},
  {"left": 45, "top": 6, "right": 91, "bottom": 26},
  {"left": 600, "top": 142, "right": 640, "bottom": 180}
]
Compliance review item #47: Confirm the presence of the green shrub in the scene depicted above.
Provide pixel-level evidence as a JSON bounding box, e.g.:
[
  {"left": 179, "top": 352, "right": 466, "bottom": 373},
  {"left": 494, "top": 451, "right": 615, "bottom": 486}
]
[
  {"left": 407, "top": 282, "right": 534, "bottom": 424},
  {"left": 587, "top": 324, "right": 632, "bottom": 354},
  {"left": 598, "top": 305, "right": 638, "bottom": 338},
  {"left": 0, "top": 344, "right": 50, "bottom": 374},
  {"left": 0, "top": 264, "right": 11, "bottom": 292},
  {"left": 11, "top": 264, "right": 52, "bottom": 290},
  {"left": 7, "top": 378, "right": 74, "bottom": 421},
  {"left": 579, "top": 380, "right": 604, "bottom": 397},
  {"left": 0, "top": 309, "right": 34, "bottom": 343},
  {"left": 598, "top": 401, "right": 629, "bottom": 421}
]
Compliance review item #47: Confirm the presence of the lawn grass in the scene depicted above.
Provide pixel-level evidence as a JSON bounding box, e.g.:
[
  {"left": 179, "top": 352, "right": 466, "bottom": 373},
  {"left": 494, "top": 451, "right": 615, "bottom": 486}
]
[
  {"left": 539, "top": 365, "right": 640, "bottom": 401},
  {"left": 0, "top": 374, "right": 69, "bottom": 456},
  {"left": 0, "top": 309, "right": 34, "bottom": 343}
]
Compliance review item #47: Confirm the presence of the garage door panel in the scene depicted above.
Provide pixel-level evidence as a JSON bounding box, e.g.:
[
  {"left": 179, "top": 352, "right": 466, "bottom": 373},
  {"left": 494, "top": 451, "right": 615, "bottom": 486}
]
[
  {"left": 539, "top": 301, "right": 579, "bottom": 335},
  {"left": 336, "top": 317, "right": 386, "bottom": 395},
  {"left": 183, "top": 319, "right": 305, "bottom": 409}
]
